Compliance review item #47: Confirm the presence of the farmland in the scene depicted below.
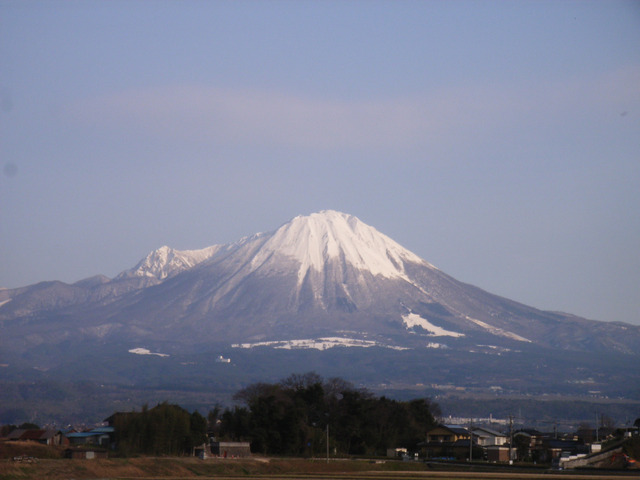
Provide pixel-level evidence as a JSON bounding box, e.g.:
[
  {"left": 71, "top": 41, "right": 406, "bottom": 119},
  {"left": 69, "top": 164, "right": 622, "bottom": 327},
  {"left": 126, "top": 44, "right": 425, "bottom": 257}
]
[{"left": 0, "top": 455, "right": 638, "bottom": 480}]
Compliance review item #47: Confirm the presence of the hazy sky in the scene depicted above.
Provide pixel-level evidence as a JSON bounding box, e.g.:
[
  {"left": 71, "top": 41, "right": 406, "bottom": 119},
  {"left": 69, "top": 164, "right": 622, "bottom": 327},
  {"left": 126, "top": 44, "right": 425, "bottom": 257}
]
[{"left": 1, "top": 1, "right": 639, "bottom": 325}]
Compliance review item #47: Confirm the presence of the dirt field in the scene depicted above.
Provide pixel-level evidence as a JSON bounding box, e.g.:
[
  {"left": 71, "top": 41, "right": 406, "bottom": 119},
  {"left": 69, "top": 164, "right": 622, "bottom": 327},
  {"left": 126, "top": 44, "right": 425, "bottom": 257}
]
[{"left": 1, "top": 455, "right": 639, "bottom": 480}]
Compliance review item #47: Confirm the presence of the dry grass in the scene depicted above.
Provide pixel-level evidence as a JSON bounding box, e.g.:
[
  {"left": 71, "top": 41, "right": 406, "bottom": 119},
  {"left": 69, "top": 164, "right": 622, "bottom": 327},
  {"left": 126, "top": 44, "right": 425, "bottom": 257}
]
[
  {"left": 1, "top": 455, "right": 639, "bottom": 480},
  {"left": 0, "top": 440, "right": 64, "bottom": 459}
]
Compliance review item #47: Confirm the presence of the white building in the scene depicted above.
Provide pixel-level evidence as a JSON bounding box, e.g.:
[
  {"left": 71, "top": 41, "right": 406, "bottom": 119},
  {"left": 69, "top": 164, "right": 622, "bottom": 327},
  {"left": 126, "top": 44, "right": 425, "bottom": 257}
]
[{"left": 472, "top": 426, "right": 508, "bottom": 446}]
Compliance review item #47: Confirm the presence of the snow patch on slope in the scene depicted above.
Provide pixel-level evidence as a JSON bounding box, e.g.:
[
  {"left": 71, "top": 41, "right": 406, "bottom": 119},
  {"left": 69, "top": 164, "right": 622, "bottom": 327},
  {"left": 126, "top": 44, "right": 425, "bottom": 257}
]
[
  {"left": 232, "top": 337, "right": 408, "bottom": 351},
  {"left": 402, "top": 312, "right": 465, "bottom": 337},
  {"left": 465, "top": 316, "right": 531, "bottom": 342},
  {"left": 128, "top": 347, "right": 169, "bottom": 357}
]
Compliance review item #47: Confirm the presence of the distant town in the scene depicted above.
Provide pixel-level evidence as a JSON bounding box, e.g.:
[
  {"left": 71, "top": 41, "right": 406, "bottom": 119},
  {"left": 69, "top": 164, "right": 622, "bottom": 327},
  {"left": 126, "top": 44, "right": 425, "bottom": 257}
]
[{"left": 2, "top": 374, "right": 638, "bottom": 473}]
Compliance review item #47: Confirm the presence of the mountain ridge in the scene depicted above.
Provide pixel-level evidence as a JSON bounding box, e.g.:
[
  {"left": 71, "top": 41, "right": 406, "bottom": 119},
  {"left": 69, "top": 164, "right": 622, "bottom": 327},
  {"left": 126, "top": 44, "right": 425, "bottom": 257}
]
[{"left": 1, "top": 210, "right": 638, "bottom": 356}]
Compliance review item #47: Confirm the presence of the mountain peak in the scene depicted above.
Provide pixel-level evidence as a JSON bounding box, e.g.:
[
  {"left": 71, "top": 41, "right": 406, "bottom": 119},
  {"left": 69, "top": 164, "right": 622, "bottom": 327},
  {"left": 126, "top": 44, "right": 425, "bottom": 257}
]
[
  {"left": 118, "top": 244, "right": 222, "bottom": 280},
  {"left": 248, "top": 210, "right": 430, "bottom": 284}
]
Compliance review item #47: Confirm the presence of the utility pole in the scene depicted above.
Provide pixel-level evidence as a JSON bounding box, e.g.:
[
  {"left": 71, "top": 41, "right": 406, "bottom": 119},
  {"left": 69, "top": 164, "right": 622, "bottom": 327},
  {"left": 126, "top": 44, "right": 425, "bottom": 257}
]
[
  {"left": 326, "top": 423, "right": 329, "bottom": 463},
  {"left": 469, "top": 418, "right": 473, "bottom": 462},
  {"left": 509, "top": 415, "right": 514, "bottom": 464}
]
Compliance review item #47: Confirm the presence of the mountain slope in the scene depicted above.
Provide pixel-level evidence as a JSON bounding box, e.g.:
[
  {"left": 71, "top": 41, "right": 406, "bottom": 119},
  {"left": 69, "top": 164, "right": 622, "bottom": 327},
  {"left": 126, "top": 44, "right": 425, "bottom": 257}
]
[{"left": 1, "top": 210, "right": 638, "bottom": 356}]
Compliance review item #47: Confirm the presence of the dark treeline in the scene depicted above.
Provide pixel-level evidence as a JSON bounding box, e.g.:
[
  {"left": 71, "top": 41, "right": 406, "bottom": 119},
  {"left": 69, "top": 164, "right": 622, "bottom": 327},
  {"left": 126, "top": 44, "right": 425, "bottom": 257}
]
[
  {"left": 215, "top": 372, "right": 440, "bottom": 456},
  {"left": 113, "top": 402, "right": 207, "bottom": 456}
]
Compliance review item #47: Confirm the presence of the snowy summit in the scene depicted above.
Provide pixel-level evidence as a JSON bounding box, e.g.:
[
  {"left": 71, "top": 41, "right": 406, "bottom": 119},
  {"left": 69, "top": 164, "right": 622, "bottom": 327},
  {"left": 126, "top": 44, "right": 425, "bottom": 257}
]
[
  {"left": 118, "top": 244, "right": 222, "bottom": 280},
  {"left": 249, "top": 210, "right": 433, "bottom": 285}
]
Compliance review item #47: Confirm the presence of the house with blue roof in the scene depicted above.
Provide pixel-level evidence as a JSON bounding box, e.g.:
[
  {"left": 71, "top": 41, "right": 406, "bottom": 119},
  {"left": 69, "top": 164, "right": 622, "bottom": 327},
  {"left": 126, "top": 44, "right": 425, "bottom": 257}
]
[{"left": 65, "top": 426, "right": 114, "bottom": 447}]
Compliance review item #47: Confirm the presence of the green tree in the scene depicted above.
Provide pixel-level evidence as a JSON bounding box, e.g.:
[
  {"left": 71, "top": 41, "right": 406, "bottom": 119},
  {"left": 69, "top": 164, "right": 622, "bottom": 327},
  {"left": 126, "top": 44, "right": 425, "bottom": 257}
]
[
  {"left": 219, "top": 406, "right": 251, "bottom": 441},
  {"left": 207, "top": 405, "right": 221, "bottom": 435},
  {"left": 513, "top": 433, "right": 532, "bottom": 462},
  {"left": 113, "top": 402, "right": 205, "bottom": 456},
  {"left": 0, "top": 424, "right": 17, "bottom": 436},
  {"left": 18, "top": 422, "right": 39, "bottom": 430},
  {"left": 222, "top": 372, "right": 440, "bottom": 457}
]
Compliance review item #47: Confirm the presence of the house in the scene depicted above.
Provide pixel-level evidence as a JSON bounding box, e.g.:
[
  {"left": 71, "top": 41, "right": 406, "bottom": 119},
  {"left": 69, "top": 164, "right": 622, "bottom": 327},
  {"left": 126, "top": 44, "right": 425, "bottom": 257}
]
[
  {"left": 386, "top": 447, "right": 407, "bottom": 458},
  {"left": 39, "top": 429, "right": 65, "bottom": 446},
  {"left": 471, "top": 426, "right": 509, "bottom": 462},
  {"left": 421, "top": 425, "right": 481, "bottom": 460},
  {"left": 486, "top": 445, "right": 510, "bottom": 463},
  {"left": 425, "top": 425, "right": 470, "bottom": 443},
  {"left": 6, "top": 429, "right": 65, "bottom": 446},
  {"left": 542, "top": 437, "right": 589, "bottom": 463},
  {"left": 209, "top": 441, "right": 251, "bottom": 458},
  {"left": 6, "top": 429, "right": 26, "bottom": 441},
  {"left": 104, "top": 412, "right": 135, "bottom": 427},
  {"left": 65, "top": 426, "right": 114, "bottom": 447},
  {"left": 472, "top": 426, "right": 507, "bottom": 446},
  {"left": 512, "top": 429, "right": 545, "bottom": 461}
]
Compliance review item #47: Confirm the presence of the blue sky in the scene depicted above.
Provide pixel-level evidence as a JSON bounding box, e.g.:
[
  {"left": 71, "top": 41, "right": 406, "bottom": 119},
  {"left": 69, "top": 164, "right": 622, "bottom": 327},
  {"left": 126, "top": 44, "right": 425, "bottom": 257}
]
[{"left": 1, "top": 1, "right": 639, "bottom": 325}]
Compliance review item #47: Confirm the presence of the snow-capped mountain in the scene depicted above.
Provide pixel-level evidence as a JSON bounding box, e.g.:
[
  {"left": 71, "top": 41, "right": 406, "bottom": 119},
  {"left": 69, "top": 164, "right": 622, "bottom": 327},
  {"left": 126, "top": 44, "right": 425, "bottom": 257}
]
[
  {"left": 1, "top": 210, "right": 637, "bottom": 355},
  {"left": 117, "top": 245, "right": 222, "bottom": 280},
  {"left": 2, "top": 210, "right": 639, "bottom": 425}
]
